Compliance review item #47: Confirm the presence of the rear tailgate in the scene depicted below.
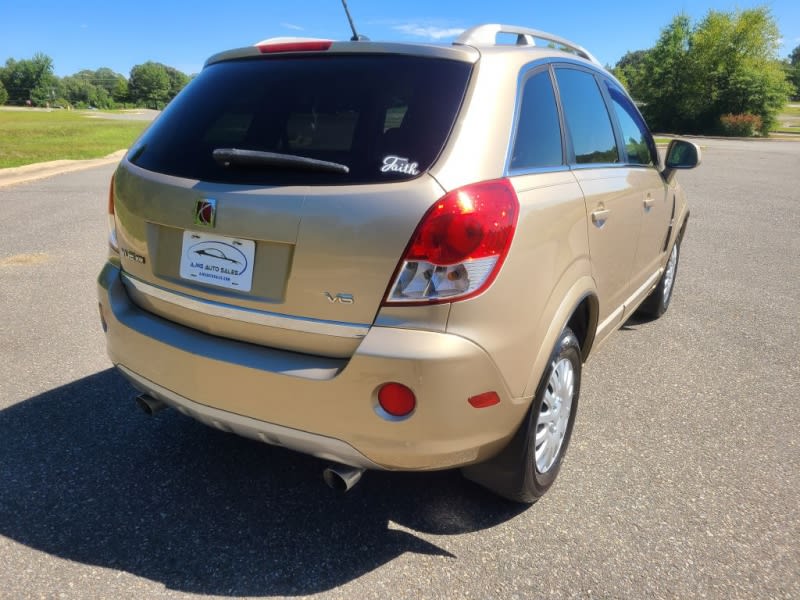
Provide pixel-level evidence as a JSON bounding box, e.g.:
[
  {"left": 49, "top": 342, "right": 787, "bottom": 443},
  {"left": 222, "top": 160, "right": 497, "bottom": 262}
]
[
  {"left": 113, "top": 166, "right": 446, "bottom": 357},
  {"left": 112, "top": 50, "right": 473, "bottom": 358}
]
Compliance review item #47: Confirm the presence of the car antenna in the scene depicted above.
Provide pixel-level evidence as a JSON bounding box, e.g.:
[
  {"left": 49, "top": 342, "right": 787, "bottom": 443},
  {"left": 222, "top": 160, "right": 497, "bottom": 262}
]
[{"left": 340, "top": 0, "right": 368, "bottom": 41}]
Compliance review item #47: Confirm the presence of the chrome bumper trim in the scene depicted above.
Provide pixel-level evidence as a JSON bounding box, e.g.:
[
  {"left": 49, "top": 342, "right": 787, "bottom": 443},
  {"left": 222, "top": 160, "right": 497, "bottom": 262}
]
[
  {"left": 117, "top": 365, "right": 382, "bottom": 470},
  {"left": 121, "top": 273, "right": 369, "bottom": 339}
]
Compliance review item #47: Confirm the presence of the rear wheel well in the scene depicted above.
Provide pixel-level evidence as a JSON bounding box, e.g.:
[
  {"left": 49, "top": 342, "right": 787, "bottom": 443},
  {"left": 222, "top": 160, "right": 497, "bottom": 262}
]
[{"left": 566, "top": 296, "right": 597, "bottom": 362}]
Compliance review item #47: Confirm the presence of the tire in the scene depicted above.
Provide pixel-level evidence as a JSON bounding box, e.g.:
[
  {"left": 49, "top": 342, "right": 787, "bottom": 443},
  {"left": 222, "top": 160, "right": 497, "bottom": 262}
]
[
  {"left": 462, "top": 328, "right": 581, "bottom": 504},
  {"left": 637, "top": 237, "right": 680, "bottom": 319}
]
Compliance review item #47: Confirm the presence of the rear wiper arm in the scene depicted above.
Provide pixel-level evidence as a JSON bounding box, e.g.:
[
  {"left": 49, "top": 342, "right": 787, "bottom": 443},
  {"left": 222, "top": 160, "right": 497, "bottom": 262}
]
[{"left": 212, "top": 148, "right": 350, "bottom": 174}]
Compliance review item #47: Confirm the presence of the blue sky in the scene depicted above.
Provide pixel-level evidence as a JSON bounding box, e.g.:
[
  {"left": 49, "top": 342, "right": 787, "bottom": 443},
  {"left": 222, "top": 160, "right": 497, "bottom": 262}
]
[{"left": 1, "top": 0, "right": 798, "bottom": 77}]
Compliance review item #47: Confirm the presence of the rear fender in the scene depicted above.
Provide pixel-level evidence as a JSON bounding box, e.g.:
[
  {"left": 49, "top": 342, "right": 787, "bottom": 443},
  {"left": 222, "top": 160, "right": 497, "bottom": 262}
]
[{"left": 522, "top": 275, "right": 598, "bottom": 399}]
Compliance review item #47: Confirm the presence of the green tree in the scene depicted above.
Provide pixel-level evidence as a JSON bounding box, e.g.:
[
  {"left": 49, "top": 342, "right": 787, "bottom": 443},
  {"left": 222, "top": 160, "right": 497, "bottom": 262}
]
[
  {"left": 690, "top": 7, "right": 790, "bottom": 133},
  {"left": 612, "top": 49, "right": 650, "bottom": 97},
  {"left": 112, "top": 77, "right": 129, "bottom": 105},
  {"left": 128, "top": 62, "right": 189, "bottom": 109},
  {"left": 164, "top": 65, "right": 190, "bottom": 99},
  {"left": 92, "top": 67, "right": 126, "bottom": 98},
  {"left": 61, "top": 73, "right": 113, "bottom": 109},
  {"left": 0, "top": 53, "right": 59, "bottom": 106},
  {"left": 0, "top": 79, "right": 8, "bottom": 105},
  {"left": 59, "top": 67, "right": 129, "bottom": 108},
  {"left": 634, "top": 14, "right": 700, "bottom": 133},
  {"left": 622, "top": 8, "right": 792, "bottom": 135},
  {"left": 129, "top": 61, "right": 171, "bottom": 109},
  {"left": 787, "top": 44, "right": 800, "bottom": 99}
]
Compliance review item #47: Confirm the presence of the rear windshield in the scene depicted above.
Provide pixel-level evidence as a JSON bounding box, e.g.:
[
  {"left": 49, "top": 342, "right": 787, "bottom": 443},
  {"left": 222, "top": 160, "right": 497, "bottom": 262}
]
[{"left": 128, "top": 54, "right": 472, "bottom": 185}]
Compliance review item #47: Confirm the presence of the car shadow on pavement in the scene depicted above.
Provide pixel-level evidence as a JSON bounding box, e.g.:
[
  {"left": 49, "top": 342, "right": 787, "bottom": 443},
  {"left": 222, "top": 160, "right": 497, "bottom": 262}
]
[{"left": 0, "top": 369, "right": 525, "bottom": 595}]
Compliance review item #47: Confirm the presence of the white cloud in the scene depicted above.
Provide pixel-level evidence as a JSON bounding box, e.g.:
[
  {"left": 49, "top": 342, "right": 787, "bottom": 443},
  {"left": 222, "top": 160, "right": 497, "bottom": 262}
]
[
  {"left": 392, "top": 24, "right": 465, "bottom": 40},
  {"left": 281, "top": 22, "right": 305, "bottom": 31}
]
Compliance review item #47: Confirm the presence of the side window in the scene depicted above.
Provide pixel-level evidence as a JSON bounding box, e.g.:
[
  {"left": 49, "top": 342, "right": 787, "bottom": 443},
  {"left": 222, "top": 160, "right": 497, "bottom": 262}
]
[
  {"left": 606, "top": 83, "right": 657, "bottom": 166},
  {"left": 510, "top": 70, "right": 563, "bottom": 170},
  {"left": 554, "top": 68, "right": 619, "bottom": 165}
]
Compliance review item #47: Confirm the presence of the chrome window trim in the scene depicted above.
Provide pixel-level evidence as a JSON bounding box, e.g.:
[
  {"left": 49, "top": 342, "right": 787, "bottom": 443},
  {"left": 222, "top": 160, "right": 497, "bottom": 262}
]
[
  {"left": 506, "top": 164, "right": 571, "bottom": 177},
  {"left": 569, "top": 162, "right": 629, "bottom": 171},
  {"left": 121, "top": 273, "right": 369, "bottom": 339}
]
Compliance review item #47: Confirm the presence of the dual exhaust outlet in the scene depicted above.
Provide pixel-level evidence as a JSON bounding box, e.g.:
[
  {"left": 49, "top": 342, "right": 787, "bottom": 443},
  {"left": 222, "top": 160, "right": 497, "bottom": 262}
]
[{"left": 134, "top": 393, "right": 365, "bottom": 492}]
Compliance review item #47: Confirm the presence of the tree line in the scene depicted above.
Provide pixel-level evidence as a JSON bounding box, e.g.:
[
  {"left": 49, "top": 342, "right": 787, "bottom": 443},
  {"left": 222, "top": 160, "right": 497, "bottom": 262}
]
[
  {"left": 613, "top": 7, "right": 797, "bottom": 136},
  {"left": 0, "top": 54, "right": 191, "bottom": 110},
  {"left": 1, "top": 8, "right": 797, "bottom": 135}
]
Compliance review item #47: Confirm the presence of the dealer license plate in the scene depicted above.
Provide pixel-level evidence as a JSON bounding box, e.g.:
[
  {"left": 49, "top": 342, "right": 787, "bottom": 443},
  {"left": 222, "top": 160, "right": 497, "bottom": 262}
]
[{"left": 179, "top": 230, "right": 256, "bottom": 292}]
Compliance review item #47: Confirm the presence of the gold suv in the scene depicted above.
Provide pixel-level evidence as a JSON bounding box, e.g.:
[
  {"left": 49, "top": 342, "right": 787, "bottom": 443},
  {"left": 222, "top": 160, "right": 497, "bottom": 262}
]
[{"left": 97, "top": 24, "right": 700, "bottom": 502}]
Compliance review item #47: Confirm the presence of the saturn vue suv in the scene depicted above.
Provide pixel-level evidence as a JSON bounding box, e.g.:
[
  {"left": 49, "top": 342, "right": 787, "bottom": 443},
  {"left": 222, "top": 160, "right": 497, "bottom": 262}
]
[{"left": 97, "top": 24, "right": 700, "bottom": 502}]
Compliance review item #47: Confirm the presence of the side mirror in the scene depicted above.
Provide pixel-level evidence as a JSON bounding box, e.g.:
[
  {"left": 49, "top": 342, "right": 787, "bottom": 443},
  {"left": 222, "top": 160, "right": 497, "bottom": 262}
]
[{"left": 663, "top": 139, "right": 701, "bottom": 182}]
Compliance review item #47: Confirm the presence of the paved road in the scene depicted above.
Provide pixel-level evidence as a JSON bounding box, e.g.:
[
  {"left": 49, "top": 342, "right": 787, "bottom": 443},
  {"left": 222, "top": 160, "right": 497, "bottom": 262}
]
[{"left": 0, "top": 140, "right": 798, "bottom": 599}]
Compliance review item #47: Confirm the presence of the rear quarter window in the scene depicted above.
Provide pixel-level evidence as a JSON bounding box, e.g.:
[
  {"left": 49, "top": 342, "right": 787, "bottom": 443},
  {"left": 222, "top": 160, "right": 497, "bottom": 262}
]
[
  {"left": 510, "top": 69, "right": 564, "bottom": 171},
  {"left": 129, "top": 55, "right": 472, "bottom": 186}
]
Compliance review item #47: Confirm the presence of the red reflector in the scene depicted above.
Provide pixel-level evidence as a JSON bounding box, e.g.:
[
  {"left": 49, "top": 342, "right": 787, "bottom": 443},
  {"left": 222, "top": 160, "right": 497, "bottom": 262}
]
[
  {"left": 468, "top": 391, "right": 501, "bottom": 408},
  {"left": 378, "top": 383, "right": 416, "bottom": 417},
  {"left": 258, "top": 40, "right": 332, "bottom": 53}
]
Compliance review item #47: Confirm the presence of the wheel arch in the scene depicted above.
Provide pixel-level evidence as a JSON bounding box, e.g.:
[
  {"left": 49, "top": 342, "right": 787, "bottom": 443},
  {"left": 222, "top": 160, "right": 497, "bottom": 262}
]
[
  {"left": 566, "top": 293, "right": 599, "bottom": 363},
  {"left": 678, "top": 211, "right": 690, "bottom": 241},
  {"left": 522, "top": 277, "right": 599, "bottom": 399}
]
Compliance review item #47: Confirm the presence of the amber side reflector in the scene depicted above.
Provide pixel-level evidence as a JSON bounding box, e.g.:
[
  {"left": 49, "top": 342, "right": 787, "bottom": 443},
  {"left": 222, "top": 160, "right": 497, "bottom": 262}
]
[{"left": 468, "top": 391, "right": 501, "bottom": 408}]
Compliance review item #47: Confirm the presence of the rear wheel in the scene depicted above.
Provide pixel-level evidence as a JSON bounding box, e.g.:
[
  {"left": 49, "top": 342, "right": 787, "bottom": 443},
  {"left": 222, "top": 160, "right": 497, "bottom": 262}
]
[
  {"left": 462, "top": 328, "right": 581, "bottom": 503},
  {"left": 637, "top": 238, "right": 680, "bottom": 319}
]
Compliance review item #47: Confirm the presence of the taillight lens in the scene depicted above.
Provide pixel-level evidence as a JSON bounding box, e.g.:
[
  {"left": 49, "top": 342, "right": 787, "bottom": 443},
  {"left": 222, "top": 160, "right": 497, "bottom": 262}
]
[
  {"left": 383, "top": 179, "right": 519, "bottom": 305},
  {"left": 107, "top": 175, "right": 118, "bottom": 253}
]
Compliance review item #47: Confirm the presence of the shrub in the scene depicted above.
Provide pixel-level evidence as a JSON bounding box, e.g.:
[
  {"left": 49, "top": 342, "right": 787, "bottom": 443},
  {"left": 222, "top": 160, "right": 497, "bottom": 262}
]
[{"left": 719, "top": 113, "right": 763, "bottom": 136}]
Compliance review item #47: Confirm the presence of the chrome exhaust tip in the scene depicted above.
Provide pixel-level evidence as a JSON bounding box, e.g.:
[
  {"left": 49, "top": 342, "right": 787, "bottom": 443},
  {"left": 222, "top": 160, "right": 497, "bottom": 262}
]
[
  {"left": 135, "top": 393, "right": 167, "bottom": 416},
  {"left": 323, "top": 464, "right": 365, "bottom": 492}
]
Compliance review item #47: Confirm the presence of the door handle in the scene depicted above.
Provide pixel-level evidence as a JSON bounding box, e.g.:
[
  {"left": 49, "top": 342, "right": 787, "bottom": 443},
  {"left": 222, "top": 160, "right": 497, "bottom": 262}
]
[
  {"left": 644, "top": 195, "right": 656, "bottom": 209},
  {"left": 591, "top": 208, "right": 611, "bottom": 226}
]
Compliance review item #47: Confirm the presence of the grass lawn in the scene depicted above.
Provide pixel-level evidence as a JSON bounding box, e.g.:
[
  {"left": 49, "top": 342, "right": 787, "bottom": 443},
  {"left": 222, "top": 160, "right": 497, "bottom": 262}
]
[
  {"left": 770, "top": 103, "right": 800, "bottom": 135},
  {"left": 780, "top": 103, "right": 800, "bottom": 116},
  {"left": 771, "top": 127, "right": 800, "bottom": 134},
  {"left": 0, "top": 110, "right": 149, "bottom": 168}
]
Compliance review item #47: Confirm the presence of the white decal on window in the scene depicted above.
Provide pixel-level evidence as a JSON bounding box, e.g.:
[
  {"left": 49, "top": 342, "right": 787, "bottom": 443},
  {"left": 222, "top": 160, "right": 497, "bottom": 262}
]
[{"left": 381, "top": 155, "right": 420, "bottom": 176}]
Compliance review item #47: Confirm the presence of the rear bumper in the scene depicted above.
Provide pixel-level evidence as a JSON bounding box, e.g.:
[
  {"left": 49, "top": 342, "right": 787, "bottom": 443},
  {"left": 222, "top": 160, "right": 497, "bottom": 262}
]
[{"left": 98, "top": 261, "right": 529, "bottom": 470}]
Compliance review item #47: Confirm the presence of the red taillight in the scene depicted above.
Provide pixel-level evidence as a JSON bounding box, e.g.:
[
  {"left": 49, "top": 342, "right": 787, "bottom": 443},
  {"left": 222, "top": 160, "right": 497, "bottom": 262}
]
[
  {"left": 383, "top": 179, "right": 519, "bottom": 305},
  {"left": 258, "top": 40, "right": 332, "bottom": 53},
  {"left": 377, "top": 383, "right": 416, "bottom": 417}
]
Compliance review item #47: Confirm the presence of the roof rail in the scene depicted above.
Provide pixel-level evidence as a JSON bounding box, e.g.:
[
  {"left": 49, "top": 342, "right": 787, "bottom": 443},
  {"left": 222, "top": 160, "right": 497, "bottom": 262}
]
[{"left": 454, "top": 24, "right": 601, "bottom": 66}]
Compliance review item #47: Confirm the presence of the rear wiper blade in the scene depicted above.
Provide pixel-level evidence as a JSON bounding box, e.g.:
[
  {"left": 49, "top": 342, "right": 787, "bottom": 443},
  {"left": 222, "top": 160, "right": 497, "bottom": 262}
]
[{"left": 212, "top": 148, "right": 350, "bottom": 174}]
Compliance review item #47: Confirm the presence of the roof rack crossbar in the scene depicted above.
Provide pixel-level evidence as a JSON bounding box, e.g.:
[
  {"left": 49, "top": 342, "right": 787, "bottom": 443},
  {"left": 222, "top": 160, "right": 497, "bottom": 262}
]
[{"left": 454, "top": 24, "right": 601, "bottom": 66}]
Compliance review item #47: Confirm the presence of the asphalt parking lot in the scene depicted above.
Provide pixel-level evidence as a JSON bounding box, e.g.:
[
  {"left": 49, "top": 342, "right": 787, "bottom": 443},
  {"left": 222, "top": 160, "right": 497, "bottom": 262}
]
[{"left": 0, "top": 138, "right": 798, "bottom": 599}]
